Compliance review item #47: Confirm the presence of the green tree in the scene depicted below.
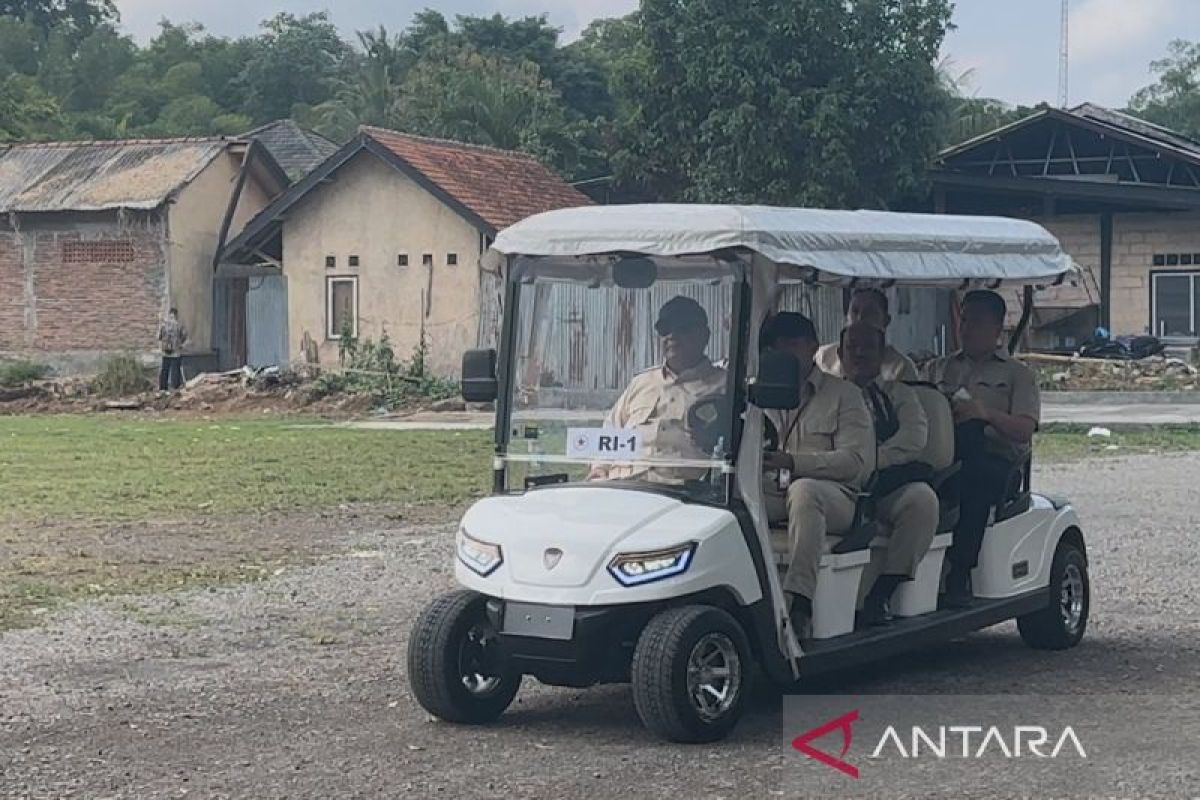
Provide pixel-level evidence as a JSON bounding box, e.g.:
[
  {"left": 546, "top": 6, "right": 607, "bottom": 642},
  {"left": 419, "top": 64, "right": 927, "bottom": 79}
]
[
  {"left": 617, "top": 0, "right": 953, "bottom": 206},
  {"left": 0, "top": 72, "right": 62, "bottom": 141},
  {"left": 66, "top": 23, "right": 134, "bottom": 111},
  {"left": 0, "top": 15, "right": 41, "bottom": 74},
  {"left": 240, "top": 11, "right": 351, "bottom": 122},
  {"left": 1129, "top": 39, "right": 1200, "bottom": 139},
  {"left": 0, "top": 0, "right": 116, "bottom": 40}
]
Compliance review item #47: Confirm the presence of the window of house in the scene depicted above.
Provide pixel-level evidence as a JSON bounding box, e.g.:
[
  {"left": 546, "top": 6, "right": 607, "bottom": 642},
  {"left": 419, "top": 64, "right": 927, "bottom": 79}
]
[
  {"left": 325, "top": 255, "right": 336, "bottom": 269},
  {"left": 447, "top": 253, "right": 458, "bottom": 266},
  {"left": 1151, "top": 271, "right": 1200, "bottom": 339},
  {"left": 327, "top": 276, "right": 358, "bottom": 339},
  {"left": 422, "top": 254, "right": 433, "bottom": 267},
  {"left": 398, "top": 254, "right": 409, "bottom": 267},
  {"left": 349, "top": 255, "right": 360, "bottom": 267},
  {"left": 61, "top": 239, "right": 135, "bottom": 263}
]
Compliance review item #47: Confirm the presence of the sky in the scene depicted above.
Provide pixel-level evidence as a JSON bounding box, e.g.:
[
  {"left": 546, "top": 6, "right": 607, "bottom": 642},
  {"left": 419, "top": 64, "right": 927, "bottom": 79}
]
[{"left": 112, "top": 0, "right": 1200, "bottom": 110}]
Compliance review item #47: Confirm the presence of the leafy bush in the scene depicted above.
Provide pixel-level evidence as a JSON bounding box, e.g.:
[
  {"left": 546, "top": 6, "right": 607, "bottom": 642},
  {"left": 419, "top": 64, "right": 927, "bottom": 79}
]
[
  {"left": 92, "top": 354, "right": 153, "bottom": 397},
  {"left": 314, "top": 329, "right": 460, "bottom": 408},
  {"left": 0, "top": 360, "right": 49, "bottom": 387}
]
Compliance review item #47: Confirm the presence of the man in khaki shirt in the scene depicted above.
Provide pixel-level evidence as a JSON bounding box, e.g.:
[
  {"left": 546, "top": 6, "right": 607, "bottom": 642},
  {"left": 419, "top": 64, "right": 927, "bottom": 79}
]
[
  {"left": 815, "top": 288, "right": 918, "bottom": 381},
  {"left": 922, "top": 290, "right": 1041, "bottom": 606},
  {"left": 839, "top": 322, "right": 938, "bottom": 625},
  {"left": 590, "top": 296, "right": 726, "bottom": 484},
  {"left": 761, "top": 313, "right": 875, "bottom": 632}
]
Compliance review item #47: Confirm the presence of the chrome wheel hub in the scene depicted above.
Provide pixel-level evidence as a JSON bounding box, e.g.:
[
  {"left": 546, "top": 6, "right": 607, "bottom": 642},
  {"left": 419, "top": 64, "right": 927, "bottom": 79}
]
[
  {"left": 458, "top": 624, "right": 503, "bottom": 696},
  {"left": 686, "top": 632, "right": 741, "bottom": 721},
  {"left": 1060, "top": 563, "right": 1085, "bottom": 634}
]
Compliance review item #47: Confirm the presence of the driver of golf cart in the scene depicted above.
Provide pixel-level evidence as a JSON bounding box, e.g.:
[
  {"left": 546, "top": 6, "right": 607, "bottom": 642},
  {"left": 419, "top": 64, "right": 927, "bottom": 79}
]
[
  {"left": 587, "top": 296, "right": 726, "bottom": 484},
  {"left": 760, "top": 312, "right": 875, "bottom": 634}
]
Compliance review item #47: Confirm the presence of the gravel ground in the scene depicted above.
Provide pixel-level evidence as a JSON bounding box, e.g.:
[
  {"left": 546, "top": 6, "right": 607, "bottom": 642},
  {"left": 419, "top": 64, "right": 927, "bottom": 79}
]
[{"left": 2, "top": 454, "right": 1199, "bottom": 799}]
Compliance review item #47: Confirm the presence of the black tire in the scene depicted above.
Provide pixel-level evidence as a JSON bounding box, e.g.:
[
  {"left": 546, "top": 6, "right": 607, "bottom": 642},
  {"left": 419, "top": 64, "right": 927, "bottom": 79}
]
[
  {"left": 407, "top": 589, "right": 520, "bottom": 723},
  {"left": 631, "top": 605, "right": 751, "bottom": 743},
  {"left": 1018, "top": 540, "right": 1089, "bottom": 650}
]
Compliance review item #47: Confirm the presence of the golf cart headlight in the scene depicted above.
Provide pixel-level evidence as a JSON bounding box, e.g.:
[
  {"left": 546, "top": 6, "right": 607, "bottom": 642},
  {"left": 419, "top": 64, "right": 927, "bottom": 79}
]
[
  {"left": 607, "top": 543, "right": 697, "bottom": 586},
  {"left": 457, "top": 529, "right": 503, "bottom": 577}
]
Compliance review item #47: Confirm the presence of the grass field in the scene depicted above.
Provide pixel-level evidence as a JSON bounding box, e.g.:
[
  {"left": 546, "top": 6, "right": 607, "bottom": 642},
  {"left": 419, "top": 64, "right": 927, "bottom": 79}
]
[
  {"left": 2, "top": 415, "right": 1199, "bottom": 629},
  {"left": 0, "top": 416, "right": 491, "bottom": 523},
  {"left": 3, "top": 416, "right": 1199, "bottom": 522}
]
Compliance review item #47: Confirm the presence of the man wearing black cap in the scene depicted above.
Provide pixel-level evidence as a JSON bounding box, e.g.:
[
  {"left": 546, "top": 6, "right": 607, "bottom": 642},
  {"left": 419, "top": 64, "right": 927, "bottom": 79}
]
[
  {"left": 761, "top": 312, "right": 875, "bottom": 635},
  {"left": 589, "top": 295, "right": 726, "bottom": 483}
]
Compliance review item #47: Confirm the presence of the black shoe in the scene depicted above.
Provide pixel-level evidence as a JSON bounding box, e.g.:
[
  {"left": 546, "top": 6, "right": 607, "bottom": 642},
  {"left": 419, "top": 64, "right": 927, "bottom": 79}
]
[
  {"left": 943, "top": 569, "right": 973, "bottom": 609},
  {"left": 857, "top": 602, "right": 892, "bottom": 628},
  {"left": 789, "top": 594, "right": 812, "bottom": 638}
]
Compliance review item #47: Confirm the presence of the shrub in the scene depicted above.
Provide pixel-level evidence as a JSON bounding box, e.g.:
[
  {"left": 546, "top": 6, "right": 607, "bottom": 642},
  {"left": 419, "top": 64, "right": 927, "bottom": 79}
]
[
  {"left": 317, "top": 329, "right": 460, "bottom": 407},
  {"left": 92, "top": 354, "right": 153, "bottom": 397},
  {"left": 0, "top": 360, "right": 49, "bottom": 387}
]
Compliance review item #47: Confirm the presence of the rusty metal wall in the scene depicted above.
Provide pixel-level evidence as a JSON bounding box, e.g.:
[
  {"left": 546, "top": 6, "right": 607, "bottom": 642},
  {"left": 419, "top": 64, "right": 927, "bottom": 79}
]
[
  {"left": 514, "top": 281, "right": 735, "bottom": 395},
  {"left": 478, "top": 271, "right": 946, "bottom": 394},
  {"left": 777, "top": 283, "right": 845, "bottom": 344}
]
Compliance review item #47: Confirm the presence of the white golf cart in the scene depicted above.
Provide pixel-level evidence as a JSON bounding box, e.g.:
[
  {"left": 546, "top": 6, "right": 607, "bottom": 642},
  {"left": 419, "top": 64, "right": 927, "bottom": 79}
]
[{"left": 407, "top": 205, "right": 1089, "bottom": 743}]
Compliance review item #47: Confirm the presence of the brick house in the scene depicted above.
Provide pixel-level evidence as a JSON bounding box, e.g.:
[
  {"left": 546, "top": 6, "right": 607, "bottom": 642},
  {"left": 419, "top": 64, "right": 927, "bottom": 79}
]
[
  {"left": 219, "top": 126, "right": 591, "bottom": 375},
  {"left": 0, "top": 137, "right": 289, "bottom": 373},
  {"left": 932, "top": 103, "right": 1200, "bottom": 349}
]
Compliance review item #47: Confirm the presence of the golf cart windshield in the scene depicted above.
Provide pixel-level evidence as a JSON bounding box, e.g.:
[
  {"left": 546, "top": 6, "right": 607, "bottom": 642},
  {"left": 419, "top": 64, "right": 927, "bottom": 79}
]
[{"left": 501, "top": 255, "right": 742, "bottom": 501}]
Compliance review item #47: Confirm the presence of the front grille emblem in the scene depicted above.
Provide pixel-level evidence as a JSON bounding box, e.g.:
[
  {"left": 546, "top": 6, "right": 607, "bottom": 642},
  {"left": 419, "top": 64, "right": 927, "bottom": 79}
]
[{"left": 543, "top": 548, "right": 563, "bottom": 570}]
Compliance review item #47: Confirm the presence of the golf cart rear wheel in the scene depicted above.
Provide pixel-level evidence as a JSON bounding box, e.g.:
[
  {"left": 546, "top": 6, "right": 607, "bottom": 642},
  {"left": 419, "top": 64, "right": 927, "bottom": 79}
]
[
  {"left": 631, "top": 605, "right": 750, "bottom": 743},
  {"left": 407, "top": 589, "right": 520, "bottom": 723},
  {"left": 1018, "top": 540, "right": 1089, "bottom": 650}
]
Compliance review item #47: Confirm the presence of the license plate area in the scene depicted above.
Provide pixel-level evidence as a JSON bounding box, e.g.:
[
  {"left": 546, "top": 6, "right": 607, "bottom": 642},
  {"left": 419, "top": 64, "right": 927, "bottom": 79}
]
[{"left": 502, "top": 602, "right": 575, "bottom": 640}]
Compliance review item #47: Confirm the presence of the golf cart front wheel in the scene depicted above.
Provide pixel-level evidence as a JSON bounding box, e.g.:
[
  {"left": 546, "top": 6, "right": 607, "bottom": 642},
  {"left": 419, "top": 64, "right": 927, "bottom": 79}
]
[
  {"left": 1018, "top": 539, "right": 1089, "bottom": 650},
  {"left": 631, "top": 605, "right": 750, "bottom": 743},
  {"left": 407, "top": 589, "right": 520, "bottom": 723}
]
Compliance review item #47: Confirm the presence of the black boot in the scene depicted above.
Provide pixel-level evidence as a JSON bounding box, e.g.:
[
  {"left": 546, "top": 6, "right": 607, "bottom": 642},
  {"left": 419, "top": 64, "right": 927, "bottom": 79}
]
[
  {"left": 789, "top": 594, "right": 812, "bottom": 639},
  {"left": 859, "top": 575, "right": 903, "bottom": 627},
  {"left": 943, "top": 567, "right": 972, "bottom": 609}
]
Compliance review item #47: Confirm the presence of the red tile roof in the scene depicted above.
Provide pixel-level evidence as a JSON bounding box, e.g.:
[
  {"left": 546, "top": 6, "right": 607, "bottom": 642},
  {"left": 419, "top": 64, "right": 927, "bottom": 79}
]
[{"left": 362, "top": 126, "right": 592, "bottom": 230}]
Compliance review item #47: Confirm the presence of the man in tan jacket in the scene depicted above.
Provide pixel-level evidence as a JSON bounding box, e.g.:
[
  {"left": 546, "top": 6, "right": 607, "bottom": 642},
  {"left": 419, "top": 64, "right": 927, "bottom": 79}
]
[
  {"left": 761, "top": 313, "right": 875, "bottom": 633},
  {"left": 589, "top": 296, "right": 726, "bottom": 484},
  {"left": 816, "top": 288, "right": 917, "bottom": 381},
  {"left": 838, "top": 322, "right": 938, "bottom": 625}
]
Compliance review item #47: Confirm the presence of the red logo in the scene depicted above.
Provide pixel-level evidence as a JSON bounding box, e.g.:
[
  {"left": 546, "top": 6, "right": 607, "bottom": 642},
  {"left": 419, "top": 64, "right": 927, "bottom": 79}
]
[{"left": 792, "top": 709, "right": 860, "bottom": 779}]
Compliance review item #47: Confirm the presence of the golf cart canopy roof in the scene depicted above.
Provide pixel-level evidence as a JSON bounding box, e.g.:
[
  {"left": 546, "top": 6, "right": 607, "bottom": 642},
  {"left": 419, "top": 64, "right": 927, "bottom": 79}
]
[{"left": 488, "top": 204, "right": 1076, "bottom": 288}]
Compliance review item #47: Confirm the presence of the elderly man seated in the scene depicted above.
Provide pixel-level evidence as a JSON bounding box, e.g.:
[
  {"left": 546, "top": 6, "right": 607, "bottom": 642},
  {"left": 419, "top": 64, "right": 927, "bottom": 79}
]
[{"left": 836, "top": 322, "right": 939, "bottom": 626}]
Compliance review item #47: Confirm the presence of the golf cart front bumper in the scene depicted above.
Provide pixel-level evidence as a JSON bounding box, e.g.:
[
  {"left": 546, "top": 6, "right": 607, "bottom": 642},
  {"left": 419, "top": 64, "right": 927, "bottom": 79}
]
[{"left": 484, "top": 598, "right": 656, "bottom": 688}]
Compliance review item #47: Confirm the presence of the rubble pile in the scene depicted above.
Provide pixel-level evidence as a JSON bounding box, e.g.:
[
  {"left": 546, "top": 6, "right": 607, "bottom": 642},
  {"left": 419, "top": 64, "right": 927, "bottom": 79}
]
[{"left": 1028, "top": 354, "right": 1200, "bottom": 392}]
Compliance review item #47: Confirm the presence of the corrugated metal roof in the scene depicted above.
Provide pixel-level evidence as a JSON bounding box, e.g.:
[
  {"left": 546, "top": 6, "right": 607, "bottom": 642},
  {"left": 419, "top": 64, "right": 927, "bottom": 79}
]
[{"left": 0, "top": 138, "right": 231, "bottom": 213}]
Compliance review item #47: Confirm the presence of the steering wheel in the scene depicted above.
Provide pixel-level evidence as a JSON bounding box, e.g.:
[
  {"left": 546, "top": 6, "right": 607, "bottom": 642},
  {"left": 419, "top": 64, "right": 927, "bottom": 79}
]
[{"left": 688, "top": 394, "right": 730, "bottom": 455}]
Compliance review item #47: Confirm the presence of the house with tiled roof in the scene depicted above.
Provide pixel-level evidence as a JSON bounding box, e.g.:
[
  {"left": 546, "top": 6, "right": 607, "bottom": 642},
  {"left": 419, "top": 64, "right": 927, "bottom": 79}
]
[
  {"left": 0, "top": 136, "right": 289, "bottom": 372},
  {"left": 220, "top": 126, "right": 591, "bottom": 373}
]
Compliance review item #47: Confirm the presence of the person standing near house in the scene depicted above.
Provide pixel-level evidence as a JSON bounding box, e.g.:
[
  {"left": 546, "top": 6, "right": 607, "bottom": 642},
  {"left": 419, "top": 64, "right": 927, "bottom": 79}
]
[{"left": 158, "top": 307, "right": 188, "bottom": 391}]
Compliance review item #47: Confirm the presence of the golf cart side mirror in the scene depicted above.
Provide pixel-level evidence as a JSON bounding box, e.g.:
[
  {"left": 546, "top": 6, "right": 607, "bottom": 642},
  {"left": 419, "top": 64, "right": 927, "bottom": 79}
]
[
  {"left": 748, "top": 350, "right": 801, "bottom": 410},
  {"left": 461, "top": 349, "right": 498, "bottom": 403}
]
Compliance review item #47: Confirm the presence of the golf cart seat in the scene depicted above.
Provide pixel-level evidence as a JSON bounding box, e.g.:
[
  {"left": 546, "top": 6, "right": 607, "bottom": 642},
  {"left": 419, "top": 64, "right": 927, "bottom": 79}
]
[{"left": 906, "top": 381, "right": 960, "bottom": 534}]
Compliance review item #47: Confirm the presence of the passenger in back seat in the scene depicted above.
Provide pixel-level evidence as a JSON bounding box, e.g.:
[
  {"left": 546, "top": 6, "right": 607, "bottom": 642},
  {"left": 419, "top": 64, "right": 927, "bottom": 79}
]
[
  {"left": 759, "top": 313, "right": 875, "bottom": 636},
  {"left": 816, "top": 288, "right": 918, "bottom": 381},
  {"left": 837, "top": 323, "right": 939, "bottom": 626},
  {"left": 922, "top": 290, "right": 1041, "bottom": 607}
]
